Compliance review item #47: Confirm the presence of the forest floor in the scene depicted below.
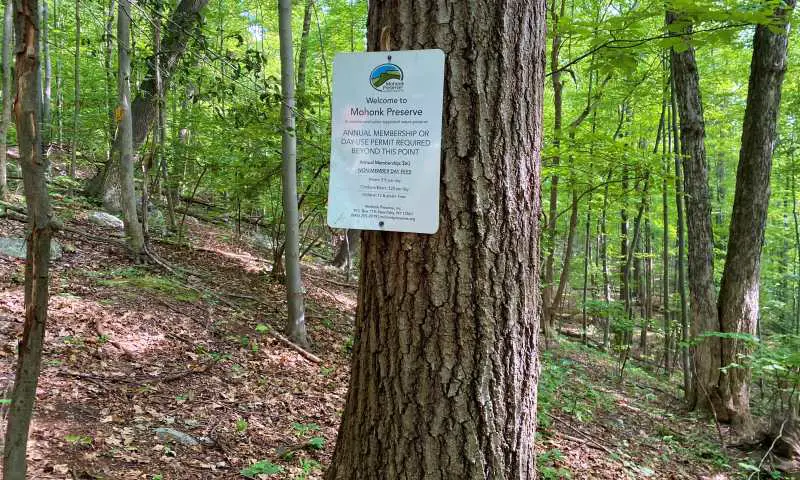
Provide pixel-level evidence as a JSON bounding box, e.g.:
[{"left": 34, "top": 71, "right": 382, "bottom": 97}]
[{"left": 0, "top": 195, "right": 758, "bottom": 479}]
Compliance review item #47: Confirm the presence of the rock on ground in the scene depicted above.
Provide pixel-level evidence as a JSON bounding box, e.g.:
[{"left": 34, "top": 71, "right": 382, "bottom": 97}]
[
  {"left": 88, "top": 211, "right": 124, "bottom": 230},
  {"left": 0, "top": 237, "right": 62, "bottom": 260}
]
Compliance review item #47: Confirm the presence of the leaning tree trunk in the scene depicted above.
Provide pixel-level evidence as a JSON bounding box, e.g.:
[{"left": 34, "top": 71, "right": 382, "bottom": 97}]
[
  {"left": 717, "top": 0, "right": 795, "bottom": 433},
  {"left": 117, "top": 0, "right": 145, "bottom": 260},
  {"left": 0, "top": 0, "right": 11, "bottom": 199},
  {"left": 92, "top": 0, "right": 210, "bottom": 206},
  {"left": 3, "top": 1, "right": 54, "bottom": 477},
  {"left": 325, "top": 0, "right": 545, "bottom": 478},
  {"left": 668, "top": 12, "right": 719, "bottom": 411},
  {"left": 278, "top": 0, "right": 309, "bottom": 348}
]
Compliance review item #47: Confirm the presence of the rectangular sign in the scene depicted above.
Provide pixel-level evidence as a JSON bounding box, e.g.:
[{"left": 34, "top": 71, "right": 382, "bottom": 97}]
[{"left": 327, "top": 49, "right": 445, "bottom": 234}]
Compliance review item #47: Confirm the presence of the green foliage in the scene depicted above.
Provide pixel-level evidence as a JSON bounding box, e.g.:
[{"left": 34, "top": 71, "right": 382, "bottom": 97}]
[
  {"left": 537, "top": 449, "right": 572, "bottom": 479},
  {"left": 95, "top": 269, "right": 200, "bottom": 302},
  {"left": 291, "top": 422, "right": 320, "bottom": 437},
  {"left": 306, "top": 436, "right": 325, "bottom": 450},
  {"left": 235, "top": 418, "right": 249, "bottom": 433},
  {"left": 240, "top": 460, "right": 283, "bottom": 478},
  {"left": 64, "top": 434, "right": 93, "bottom": 447}
]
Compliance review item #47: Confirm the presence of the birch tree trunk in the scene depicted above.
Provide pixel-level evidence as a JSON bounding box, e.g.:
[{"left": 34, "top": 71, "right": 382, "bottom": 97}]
[
  {"left": 0, "top": 0, "right": 11, "bottom": 199},
  {"left": 3, "top": 1, "right": 54, "bottom": 477},
  {"left": 117, "top": 0, "right": 145, "bottom": 260},
  {"left": 717, "top": 0, "right": 795, "bottom": 431},
  {"left": 325, "top": 0, "right": 545, "bottom": 477},
  {"left": 667, "top": 12, "right": 719, "bottom": 411},
  {"left": 278, "top": 0, "right": 309, "bottom": 348}
]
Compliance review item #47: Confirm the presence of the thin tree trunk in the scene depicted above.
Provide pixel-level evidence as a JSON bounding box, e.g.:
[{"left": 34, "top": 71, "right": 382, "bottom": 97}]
[
  {"left": 70, "top": 0, "right": 79, "bottom": 177},
  {"left": 92, "top": 0, "right": 210, "bottom": 203},
  {"left": 3, "top": 1, "right": 53, "bottom": 477},
  {"left": 326, "top": 0, "right": 545, "bottom": 476},
  {"left": 0, "top": 0, "right": 11, "bottom": 199},
  {"left": 792, "top": 155, "right": 800, "bottom": 335},
  {"left": 582, "top": 205, "right": 591, "bottom": 344},
  {"left": 542, "top": 0, "right": 566, "bottom": 346},
  {"left": 296, "top": 0, "right": 313, "bottom": 103},
  {"left": 717, "top": 0, "right": 795, "bottom": 432},
  {"left": 40, "top": 0, "right": 50, "bottom": 147},
  {"left": 104, "top": 0, "right": 114, "bottom": 162},
  {"left": 278, "top": 0, "right": 309, "bottom": 348},
  {"left": 601, "top": 173, "right": 612, "bottom": 348},
  {"left": 117, "top": 0, "right": 144, "bottom": 260},
  {"left": 662, "top": 81, "right": 671, "bottom": 374},
  {"left": 54, "top": 0, "right": 62, "bottom": 146},
  {"left": 668, "top": 11, "right": 719, "bottom": 411},
  {"left": 671, "top": 75, "right": 691, "bottom": 400}
]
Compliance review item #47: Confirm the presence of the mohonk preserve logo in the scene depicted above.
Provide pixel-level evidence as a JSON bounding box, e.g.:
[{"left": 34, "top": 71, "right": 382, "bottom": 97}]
[{"left": 370, "top": 62, "right": 404, "bottom": 92}]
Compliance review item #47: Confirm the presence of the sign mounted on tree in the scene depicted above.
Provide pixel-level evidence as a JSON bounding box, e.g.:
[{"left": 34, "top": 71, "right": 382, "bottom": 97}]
[{"left": 327, "top": 49, "right": 445, "bottom": 234}]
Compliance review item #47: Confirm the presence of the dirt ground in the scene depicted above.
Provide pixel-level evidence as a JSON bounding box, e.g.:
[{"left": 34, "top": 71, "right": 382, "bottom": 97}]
[{"left": 0, "top": 201, "right": 742, "bottom": 479}]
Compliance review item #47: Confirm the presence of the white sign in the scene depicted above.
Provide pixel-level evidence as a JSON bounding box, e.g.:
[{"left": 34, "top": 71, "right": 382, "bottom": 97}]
[{"left": 327, "top": 49, "right": 445, "bottom": 234}]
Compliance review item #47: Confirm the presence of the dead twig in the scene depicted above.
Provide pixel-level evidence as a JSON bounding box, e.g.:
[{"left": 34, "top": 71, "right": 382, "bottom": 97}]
[{"left": 748, "top": 419, "right": 788, "bottom": 480}]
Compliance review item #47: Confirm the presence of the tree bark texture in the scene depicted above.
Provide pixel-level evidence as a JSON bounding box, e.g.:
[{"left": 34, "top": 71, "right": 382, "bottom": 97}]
[
  {"left": 0, "top": 0, "right": 12, "bottom": 199},
  {"left": 325, "top": 1, "right": 545, "bottom": 478},
  {"left": 117, "top": 0, "right": 145, "bottom": 259},
  {"left": 668, "top": 12, "right": 719, "bottom": 411},
  {"left": 717, "top": 0, "right": 795, "bottom": 429},
  {"left": 278, "top": 0, "right": 309, "bottom": 348},
  {"left": 3, "top": 1, "right": 53, "bottom": 477}
]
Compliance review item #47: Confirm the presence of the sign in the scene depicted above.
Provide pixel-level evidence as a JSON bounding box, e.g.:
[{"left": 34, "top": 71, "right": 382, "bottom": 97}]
[{"left": 327, "top": 49, "right": 445, "bottom": 234}]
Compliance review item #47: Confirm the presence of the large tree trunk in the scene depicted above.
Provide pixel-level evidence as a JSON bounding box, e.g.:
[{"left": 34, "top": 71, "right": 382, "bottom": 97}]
[
  {"left": 3, "top": 1, "right": 54, "bottom": 477},
  {"left": 717, "top": 0, "right": 795, "bottom": 432},
  {"left": 278, "top": 0, "right": 309, "bottom": 348},
  {"left": 668, "top": 12, "right": 719, "bottom": 411},
  {"left": 117, "top": 0, "right": 145, "bottom": 260},
  {"left": 0, "top": 0, "right": 11, "bottom": 199},
  {"left": 90, "top": 0, "right": 210, "bottom": 205},
  {"left": 325, "top": 0, "right": 545, "bottom": 477}
]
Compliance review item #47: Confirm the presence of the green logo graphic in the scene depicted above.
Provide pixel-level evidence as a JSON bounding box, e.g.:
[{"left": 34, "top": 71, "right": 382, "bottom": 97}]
[{"left": 370, "top": 63, "right": 403, "bottom": 91}]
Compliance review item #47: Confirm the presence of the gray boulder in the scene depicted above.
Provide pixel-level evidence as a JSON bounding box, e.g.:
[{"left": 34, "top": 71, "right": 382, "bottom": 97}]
[
  {"left": 0, "top": 237, "right": 62, "bottom": 261},
  {"left": 88, "top": 211, "right": 124, "bottom": 230}
]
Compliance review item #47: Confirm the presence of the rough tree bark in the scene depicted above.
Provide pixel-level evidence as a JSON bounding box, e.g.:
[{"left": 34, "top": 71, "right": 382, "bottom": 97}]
[
  {"left": 0, "top": 0, "right": 11, "bottom": 199},
  {"left": 717, "top": 0, "right": 795, "bottom": 431},
  {"left": 3, "top": 1, "right": 55, "bottom": 477},
  {"left": 668, "top": 12, "right": 718, "bottom": 410},
  {"left": 278, "top": 0, "right": 309, "bottom": 348},
  {"left": 117, "top": 0, "right": 145, "bottom": 260},
  {"left": 325, "top": 0, "right": 545, "bottom": 477}
]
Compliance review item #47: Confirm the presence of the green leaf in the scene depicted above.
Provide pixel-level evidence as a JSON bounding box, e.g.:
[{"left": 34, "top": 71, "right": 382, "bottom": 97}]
[{"left": 240, "top": 460, "right": 283, "bottom": 478}]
